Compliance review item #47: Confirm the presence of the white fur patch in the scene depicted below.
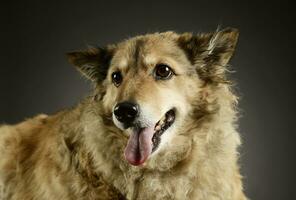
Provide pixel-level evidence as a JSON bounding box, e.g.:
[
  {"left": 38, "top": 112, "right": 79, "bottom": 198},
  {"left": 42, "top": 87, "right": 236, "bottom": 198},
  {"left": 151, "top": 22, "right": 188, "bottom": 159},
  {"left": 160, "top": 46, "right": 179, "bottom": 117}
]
[{"left": 143, "top": 54, "right": 157, "bottom": 66}]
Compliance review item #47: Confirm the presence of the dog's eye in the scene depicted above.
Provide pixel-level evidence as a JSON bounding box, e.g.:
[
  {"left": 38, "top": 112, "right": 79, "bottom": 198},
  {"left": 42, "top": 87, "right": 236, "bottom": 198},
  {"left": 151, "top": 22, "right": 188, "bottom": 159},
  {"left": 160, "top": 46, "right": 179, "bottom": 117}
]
[
  {"left": 154, "top": 64, "right": 173, "bottom": 80},
  {"left": 111, "top": 71, "right": 123, "bottom": 87}
]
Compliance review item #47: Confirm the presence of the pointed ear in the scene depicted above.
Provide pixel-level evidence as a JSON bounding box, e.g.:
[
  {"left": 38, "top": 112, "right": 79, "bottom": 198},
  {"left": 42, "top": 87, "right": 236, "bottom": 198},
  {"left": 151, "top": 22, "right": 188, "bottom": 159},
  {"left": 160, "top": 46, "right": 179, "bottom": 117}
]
[
  {"left": 66, "top": 46, "right": 115, "bottom": 83},
  {"left": 178, "top": 28, "right": 239, "bottom": 83}
]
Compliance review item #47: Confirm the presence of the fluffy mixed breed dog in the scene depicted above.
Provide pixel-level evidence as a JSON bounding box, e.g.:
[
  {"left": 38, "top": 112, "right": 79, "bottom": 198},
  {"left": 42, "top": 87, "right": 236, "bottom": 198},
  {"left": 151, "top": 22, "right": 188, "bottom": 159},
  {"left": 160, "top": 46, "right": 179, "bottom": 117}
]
[{"left": 0, "top": 28, "right": 247, "bottom": 200}]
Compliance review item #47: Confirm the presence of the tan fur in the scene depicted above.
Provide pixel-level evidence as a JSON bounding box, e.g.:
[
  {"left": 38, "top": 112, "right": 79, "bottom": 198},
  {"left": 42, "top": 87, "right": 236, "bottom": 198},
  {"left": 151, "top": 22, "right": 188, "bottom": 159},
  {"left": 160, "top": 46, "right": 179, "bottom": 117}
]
[{"left": 0, "top": 29, "right": 247, "bottom": 199}]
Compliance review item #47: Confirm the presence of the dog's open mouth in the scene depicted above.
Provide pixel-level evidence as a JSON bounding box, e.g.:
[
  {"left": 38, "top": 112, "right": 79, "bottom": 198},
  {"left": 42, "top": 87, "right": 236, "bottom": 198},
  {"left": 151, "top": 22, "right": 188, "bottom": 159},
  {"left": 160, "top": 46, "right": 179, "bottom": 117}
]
[
  {"left": 124, "top": 109, "right": 175, "bottom": 166},
  {"left": 152, "top": 109, "right": 176, "bottom": 152}
]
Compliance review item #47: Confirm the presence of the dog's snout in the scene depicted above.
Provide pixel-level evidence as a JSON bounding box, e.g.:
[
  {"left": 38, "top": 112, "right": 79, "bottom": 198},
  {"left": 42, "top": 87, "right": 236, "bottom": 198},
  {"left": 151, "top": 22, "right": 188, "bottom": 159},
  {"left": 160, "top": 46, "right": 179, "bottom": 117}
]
[{"left": 114, "top": 102, "right": 139, "bottom": 127}]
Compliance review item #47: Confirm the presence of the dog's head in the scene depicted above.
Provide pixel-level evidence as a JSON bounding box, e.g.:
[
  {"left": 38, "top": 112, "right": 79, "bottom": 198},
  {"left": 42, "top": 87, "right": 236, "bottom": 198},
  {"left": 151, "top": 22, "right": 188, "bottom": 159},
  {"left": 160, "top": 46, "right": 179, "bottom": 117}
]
[{"left": 67, "top": 28, "right": 239, "bottom": 166}]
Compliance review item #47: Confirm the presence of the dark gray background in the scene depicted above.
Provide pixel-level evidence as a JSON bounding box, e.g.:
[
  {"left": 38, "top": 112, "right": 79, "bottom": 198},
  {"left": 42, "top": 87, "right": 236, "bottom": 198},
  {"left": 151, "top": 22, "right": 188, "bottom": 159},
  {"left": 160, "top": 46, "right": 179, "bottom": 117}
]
[{"left": 0, "top": 1, "right": 295, "bottom": 199}]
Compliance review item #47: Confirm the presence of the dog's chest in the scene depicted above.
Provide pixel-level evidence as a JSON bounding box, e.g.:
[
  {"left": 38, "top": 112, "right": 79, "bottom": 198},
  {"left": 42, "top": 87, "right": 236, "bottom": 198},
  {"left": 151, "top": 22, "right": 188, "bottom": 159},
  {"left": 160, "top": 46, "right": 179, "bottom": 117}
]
[{"left": 124, "top": 173, "right": 193, "bottom": 200}]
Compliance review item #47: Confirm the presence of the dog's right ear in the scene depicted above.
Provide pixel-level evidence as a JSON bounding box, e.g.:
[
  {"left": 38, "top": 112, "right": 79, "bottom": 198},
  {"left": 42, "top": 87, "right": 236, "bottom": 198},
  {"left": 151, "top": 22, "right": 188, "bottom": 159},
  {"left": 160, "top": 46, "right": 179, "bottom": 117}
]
[{"left": 66, "top": 46, "right": 115, "bottom": 83}]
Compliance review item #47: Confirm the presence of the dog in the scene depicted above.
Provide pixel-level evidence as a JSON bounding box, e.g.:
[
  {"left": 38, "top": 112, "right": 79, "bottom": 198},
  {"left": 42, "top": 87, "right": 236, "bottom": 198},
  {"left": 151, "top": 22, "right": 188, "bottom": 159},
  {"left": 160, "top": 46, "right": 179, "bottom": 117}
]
[{"left": 0, "top": 28, "right": 247, "bottom": 200}]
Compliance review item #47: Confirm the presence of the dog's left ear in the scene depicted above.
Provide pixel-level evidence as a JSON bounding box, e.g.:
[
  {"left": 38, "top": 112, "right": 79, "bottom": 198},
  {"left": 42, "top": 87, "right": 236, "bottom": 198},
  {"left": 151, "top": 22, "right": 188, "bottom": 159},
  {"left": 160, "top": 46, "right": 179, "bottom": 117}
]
[
  {"left": 178, "top": 27, "right": 239, "bottom": 83},
  {"left": 67, "top": 46, "right": 115, "bottom": 83}
]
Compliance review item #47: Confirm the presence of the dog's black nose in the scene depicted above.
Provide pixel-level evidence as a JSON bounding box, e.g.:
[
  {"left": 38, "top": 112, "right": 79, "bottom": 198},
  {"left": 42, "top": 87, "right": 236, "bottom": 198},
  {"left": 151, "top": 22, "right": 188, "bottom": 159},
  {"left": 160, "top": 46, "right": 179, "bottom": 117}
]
[{"left": 114, "top": 102, "right": 139, "bottom": 127}]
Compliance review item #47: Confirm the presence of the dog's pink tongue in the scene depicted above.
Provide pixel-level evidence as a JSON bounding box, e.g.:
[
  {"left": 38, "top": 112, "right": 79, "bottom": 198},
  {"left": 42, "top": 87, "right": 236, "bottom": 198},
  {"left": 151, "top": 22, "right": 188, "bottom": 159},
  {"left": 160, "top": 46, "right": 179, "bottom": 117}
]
[{"left": 124, "top": 127, "right": 154, "bottom": 166}]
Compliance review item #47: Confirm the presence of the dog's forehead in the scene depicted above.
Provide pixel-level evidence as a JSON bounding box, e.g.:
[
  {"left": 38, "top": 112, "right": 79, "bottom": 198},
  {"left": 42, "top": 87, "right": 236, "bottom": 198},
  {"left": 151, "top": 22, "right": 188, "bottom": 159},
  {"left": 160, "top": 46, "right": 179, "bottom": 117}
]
[{"left": 111, "top": 32, "right": 187, "bottom": 70}]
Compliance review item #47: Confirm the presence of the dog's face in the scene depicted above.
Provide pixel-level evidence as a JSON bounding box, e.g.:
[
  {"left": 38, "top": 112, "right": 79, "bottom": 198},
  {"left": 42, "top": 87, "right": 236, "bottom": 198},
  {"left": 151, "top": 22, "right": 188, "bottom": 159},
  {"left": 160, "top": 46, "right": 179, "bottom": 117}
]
[{"left": 67, "top": 28, "right": 239, "bottom": 166}]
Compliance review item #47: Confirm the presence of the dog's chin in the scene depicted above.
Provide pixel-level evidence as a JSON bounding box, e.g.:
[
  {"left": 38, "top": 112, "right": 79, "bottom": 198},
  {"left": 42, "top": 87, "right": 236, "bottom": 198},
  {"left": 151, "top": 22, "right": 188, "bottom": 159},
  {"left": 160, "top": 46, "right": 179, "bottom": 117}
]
[{"left": 123, "top": 109, "right": 176, "bottom": 166}]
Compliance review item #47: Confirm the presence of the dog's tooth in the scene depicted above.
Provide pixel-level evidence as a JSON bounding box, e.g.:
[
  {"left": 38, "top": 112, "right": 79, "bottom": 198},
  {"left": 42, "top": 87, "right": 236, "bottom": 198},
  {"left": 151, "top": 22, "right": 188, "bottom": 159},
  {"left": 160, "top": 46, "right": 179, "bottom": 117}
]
[
  {"left": 159, "top": 117, "right": 165, "bottom": 125},
  {"left": 167, "top": 116, "right": 174, "bottom": 122},
  {"left": 155, "top": 125, "right": 161, "bottom": 131}
]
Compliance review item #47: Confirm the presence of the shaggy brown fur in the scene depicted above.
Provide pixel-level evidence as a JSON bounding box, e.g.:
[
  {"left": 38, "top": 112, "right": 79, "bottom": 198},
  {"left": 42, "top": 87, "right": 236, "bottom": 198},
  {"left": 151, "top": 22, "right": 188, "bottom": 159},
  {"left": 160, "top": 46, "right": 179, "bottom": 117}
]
[{"left": 0, "top": 28, "right": 247, "bottom": 200}]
